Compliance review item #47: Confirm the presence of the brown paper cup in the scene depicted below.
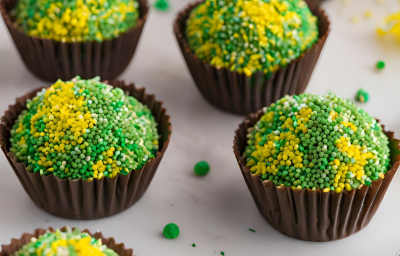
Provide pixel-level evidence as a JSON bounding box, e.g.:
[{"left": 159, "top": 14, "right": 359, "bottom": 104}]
[
  {"left": 174, "top": 0, "right": 330, "bottom": 115},
  {"left": 0, "top": 80, "right": 172, "bottom": 220},
  {"left": 0, "top": 227, "right": 133, "bottom": 256},
  {"left": 0, "top": 0, "right": 148, "bottom": 82},
  {"left": 233, "top": 110, "right": 400, "bottom": 241}
]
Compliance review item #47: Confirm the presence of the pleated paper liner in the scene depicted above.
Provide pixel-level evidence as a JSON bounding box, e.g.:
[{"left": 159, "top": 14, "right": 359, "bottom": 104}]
[
  {"left": 233, "top": 110, "right": 400, "bottom": 242},
  {"left": 174, "top": 0, "right": 330, "bottom": 115},
  {"left": 0, "top": 0, "right": 148, "bottom": 82},
  {"left": 0, "top": 80, "right": 172, "bottom": 220},
  {"left": 0, "top": 227, "right": 133, "bottom": 256}
]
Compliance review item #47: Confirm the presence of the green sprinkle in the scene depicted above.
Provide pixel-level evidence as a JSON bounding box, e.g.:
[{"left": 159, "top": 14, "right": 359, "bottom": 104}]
[
  {"left": 163, "top": 223, "right": 180, "bottom": 239},
  {"left": 221, "top": 252, "right": 225, "bottom": 256},
  {"left": 154, "top": 0, "right": 170, "bottom": 11},
  {"left": 249, "top": 228, "right": 256, "bottom": 232},
  {"left": 376, "top": 60, "right": 385, "bottom": 70},
  {"left": 192, "top": 243, "right": 196, "bottom": 247},
  {"left": 194, "top": 161, "right": 210, "bottom": 176},
  {"left": 355, "top": 89, "right": 369, "bottom": 103}
]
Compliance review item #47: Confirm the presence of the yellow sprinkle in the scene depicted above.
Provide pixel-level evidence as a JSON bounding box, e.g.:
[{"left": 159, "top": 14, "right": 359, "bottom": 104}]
[
  {"left": 364, "top": 10, "right": 373, "bottom": 18},
  {"left": 351, "top": 16, "right": 360, "bottom": 24},
  {"left": 323, "top": 188, "right": 331, "bottom": 193}
]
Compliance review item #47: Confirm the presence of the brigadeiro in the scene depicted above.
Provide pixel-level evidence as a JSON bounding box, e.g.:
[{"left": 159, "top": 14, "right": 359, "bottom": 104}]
[
  {"left": 0, "top": 77, "right": 171, "bottom": 219},
  {"left": 233, "top": 93, "right": 400, "bottom": 241},
  {"left": 174, "top": 0, "right": 330, "bottom": 115},
  {"left": 0, "top": 0, "right": 148, "bottom": 81}
]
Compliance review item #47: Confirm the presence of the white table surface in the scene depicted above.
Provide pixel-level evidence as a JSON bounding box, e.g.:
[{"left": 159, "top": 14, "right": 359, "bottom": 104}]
[{"left": 1, "top": 0, "right": 400, "bottom": 255}]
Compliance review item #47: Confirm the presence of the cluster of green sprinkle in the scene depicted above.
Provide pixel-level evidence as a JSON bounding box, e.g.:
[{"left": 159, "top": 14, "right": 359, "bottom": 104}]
[
  {"left": 186, "top": 0, "right": 319, "bottom": 77},
  {"left": 10, "top": 77, "right": 159, "bottom": 181},
  {"left": 244, "top": 93, "right": 391, "bottom": 193},
  {"left": 12, "top": 0, "right": 140, "bottom": 42},
  {"left": 13, "top": 227, "right": 118, "bottom": 256}
]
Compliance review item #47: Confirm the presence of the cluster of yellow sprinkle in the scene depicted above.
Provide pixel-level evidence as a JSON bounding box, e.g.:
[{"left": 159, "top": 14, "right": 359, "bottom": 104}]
[{"left": 333, "top": 136, "right": 376, "bottom": 192}]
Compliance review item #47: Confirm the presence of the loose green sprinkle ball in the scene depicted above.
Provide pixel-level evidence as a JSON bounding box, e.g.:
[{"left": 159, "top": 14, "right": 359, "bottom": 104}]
[
  {"left": 154, "top": 0, "right": 170, "bottom": 11},
  {"left": 244, "top": 93, "right": 390, "bottom": 193},
  {"left": 9, "top": 77, "right": 159, "bottom": 181},
  {"left": 355, "top": 89, "right": 369, "bottom": 103},
  {"left": 221, "top": 252, "right": 225, "bottom": 256},
  {"left": 13, "top": 0, "right": 140, "bottom": 42},
  {"left": 376, "top": 60, "right": 385, "bottom": 70},
  {"left": 249, "top": 228, "right": 256, "bottom": 232},
  {"left": 13, "top": 227, "right": 118, "bottom": 256},
  {"left": 186, "top": 0, "right": 319, "bottom": 77},
  {"left": 192, "top": 243, "right": 196, "bottom": 247},
  {"left": 163, "top": 223, "right": 180, "bottom": 239},
  {"left": 194, "top": 161, "right": 210, "bottom": 176}
]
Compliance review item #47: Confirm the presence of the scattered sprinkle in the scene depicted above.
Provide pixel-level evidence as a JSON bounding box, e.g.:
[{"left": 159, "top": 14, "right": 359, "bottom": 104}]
[
  {"left": 355, "top": 89, "right": 370, "bottom": 103},
  {"left": 364, "top": 10, "right": 373, "bottom": 18},
  {"left": 171, "top": 204, "right": 174, "bottom": 206},
  {"left": 192, "top": 243, "right": 196, "bottom": 247},
  {"left": 377, "top": 10, "right": 400, "bottom": 39},
  {"left": 351, "top": 16, "right": 360, "bottom": 24},
  {"left": 376, "top": 60, "right": 385, "bottom": 70},
  {"left": 194, "top": 161, "right": 210, "bottom": 176},
  {"left": 221, "top": 252, "right": 225, "bottom": 256},
  {"left": 163, "top": 223, "right": 180, "bottom": 239},
  {"left": 249, "top": 228, "right": 256, "bottom": 232},
  {"left": 154, "top": 0, "right": 170, "bottom": 11}
]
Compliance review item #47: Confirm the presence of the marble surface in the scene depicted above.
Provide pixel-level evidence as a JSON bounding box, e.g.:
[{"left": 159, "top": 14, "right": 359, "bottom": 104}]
[{"left": 0, "top": 0, "right": 400, "bottom": 255}]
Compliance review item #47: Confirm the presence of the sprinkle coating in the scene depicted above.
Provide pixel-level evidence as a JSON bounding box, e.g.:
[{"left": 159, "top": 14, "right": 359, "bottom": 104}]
[
  {"left": 13, "top": 0, "right": 140, "bottom": 42},
  {"left": 10, "top": 77, "right": 159, "bottom": 181},
  {"left": 244, "top": 93, "right": 390, "bottom": 193},
  {"left": 186, "top": 0, "right": 319, "bottom": 77},
  {"left": 12, "top": 227, "right": 118, "bottom": 256}
]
